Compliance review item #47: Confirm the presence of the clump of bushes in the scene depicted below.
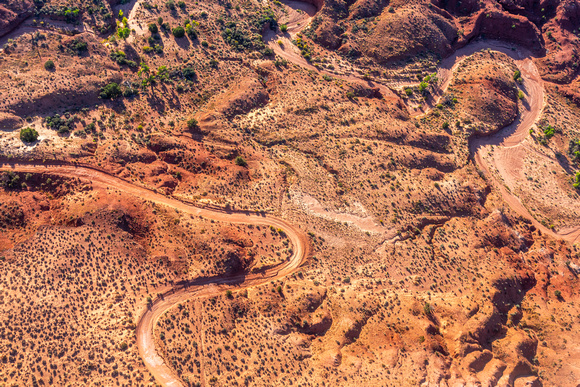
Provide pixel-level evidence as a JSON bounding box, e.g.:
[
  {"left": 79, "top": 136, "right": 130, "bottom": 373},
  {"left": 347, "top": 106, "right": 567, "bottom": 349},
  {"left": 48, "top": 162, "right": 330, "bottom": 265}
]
[
  {"left": 569, "top": 139, "right": 580, "bottom": 163},
  {"left": 61, "top": 38, "right": 88, "bottom": 55},
  {"left": 45, "top": 114, "right": 76, "bottom": 134},
  {"left": 110, "top": 50, "right": 137, "bottom": 68},
  {"left": 182, "top": 67, "right": 196, "bottom": 80},
  {"left": 20, "top": 127, "right": 39, "bottom": 143},
  {"left": 100, "top": 83, "right": 122, "bottom": 99},
  {"left": 573, "top": 172, "right": 580, "bottom": 189}
]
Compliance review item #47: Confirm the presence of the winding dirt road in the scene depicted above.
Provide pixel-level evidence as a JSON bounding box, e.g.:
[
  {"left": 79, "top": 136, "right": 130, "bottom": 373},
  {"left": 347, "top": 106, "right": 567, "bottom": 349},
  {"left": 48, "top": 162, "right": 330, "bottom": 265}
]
[
  {"left": 269, "top": 0, "right": 580, "bottom": 243},
  {"left": 1, "top": 0, "right": 580, "bottom": 385},
  {"left": 0, "top": 161, "right": 310, "bottom": 386}
]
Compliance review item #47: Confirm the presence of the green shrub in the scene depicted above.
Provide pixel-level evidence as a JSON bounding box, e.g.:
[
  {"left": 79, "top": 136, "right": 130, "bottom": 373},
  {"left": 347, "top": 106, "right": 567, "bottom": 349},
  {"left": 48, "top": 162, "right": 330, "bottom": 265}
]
[
  {"left": 64, "top": 38, "right": 88, "bottom": 55},
  {"left": 148, "top": 23, "right": 158, "bottom": 34},
  {"left": 20, "top": 127, "right": 39, "bottom": 143},
  {"left": 44, "top": 60, "right": 55, "bottom": 71},
  {"left": 100, "top": 82, "right": 122, "bottom": 99},
  {"left": 45, "top": 114, "right": 76, "bottom": 134},
  {"left": 172, "top": 26, "right": 185, "bottom": 38},
  {"left": 183, "top": 67, "right": 196, "bottom": 80},
  {"left": 117, "top": 26, "right": 130, "bottom": 39},
  {"left": 110, "top": 50, "right": 137, "bottom": 67},
  {"left": 573, "top": 171, "right": 580, "bottom": 189},
  {"left": 235, "top": 156, "right": 247, "bottom": 167},
  {"left": 185, "top": 24, "right": 198, "bottom": 38},
  {"left": 280, "top": 24, "right": 288, "bottom": 33},
  {"left": 187, "top": 118, "right": 198, "bottom": 129},
  {"left": 543, "top": 124, "right": 555, "bottom": 139}
]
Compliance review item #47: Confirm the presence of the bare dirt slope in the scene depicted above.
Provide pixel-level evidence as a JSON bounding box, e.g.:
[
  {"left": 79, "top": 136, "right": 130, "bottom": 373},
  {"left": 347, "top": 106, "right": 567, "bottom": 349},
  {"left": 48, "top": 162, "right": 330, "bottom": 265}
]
[{"left": 2, "top": 0, "right": 580, "bottom": 386}]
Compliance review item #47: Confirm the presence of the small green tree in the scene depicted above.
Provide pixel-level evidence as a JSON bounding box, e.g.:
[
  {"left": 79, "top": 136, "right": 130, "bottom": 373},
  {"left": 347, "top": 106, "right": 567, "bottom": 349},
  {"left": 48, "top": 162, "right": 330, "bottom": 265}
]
[
  {"left": 280, "top": 24, "right": 288, "bottom": 33},
  {"left": 20, "top": 127, "right": 39, "bottom": 143},
  {"left": 148, "top": 23, "right": 158, "bottom": 34},
  {"left": 172, "top": 26, "right": 185, "bottom": 38},
  {"left": 44, "top": 60, "right": 55, "bottom": 71},
  {"left": 187, "top": 118, "right": 198, "bottom": 129}
]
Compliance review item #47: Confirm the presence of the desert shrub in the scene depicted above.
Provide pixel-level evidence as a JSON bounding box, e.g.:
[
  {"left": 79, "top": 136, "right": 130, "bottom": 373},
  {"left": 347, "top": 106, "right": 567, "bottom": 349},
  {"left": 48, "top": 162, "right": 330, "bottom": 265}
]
[
  {"left": 110, "top": 50, "right": 137, "bottom": 67},
  {"left": 148, "top": 23, "right": 158, "bottom": 33},
  {"left": 117, "top": 26, "right": 130, "bottom": 39},
  {"left": 44, "top": 59, "right": 55, "bottom": 70},
  {"left": 0, "top": 171, "right": 20, "bottom": 189},
  {"left": 183, "top": 67, "right": 196, "bottom": 80},
  {"left": 569, "top": 139, "right": 580, "bottom": 163},
  {"left": 20, "top": 127, "right": 39, "bottom": 143},
  {"left": 573, "top": 172, "right": 580, "bottom": 189},
  {"left": 235, "top": 156, "right": 247, "bottom": 167},
  {"left": 185, "top": 24, "right": 198, "bottom": 38},
  {"left": 543, "top": 124, "right": 555, "bottom": 139},
  {"left": 45, "top": 114, "right": 76, "bottom": 134},
  {"left": 62, "top": 38, "right": 88, "bottom": 55},
  {"left": 187, "top": 118, "right": 198, "bottom": 129},
  {"left": 280, "top": 24, "right": 288, "bottom": 32},
  {"left": 293, "top": 36, "right": 312, "bottom": 60},
  {"left": 100, "top": 82, "right": 122, "bottom": 99},
  {"left": 172, "top": 26, "right": 185, "bottom": 38},
  {"left": 166, "top": 0, "right": 176, "bottom": 10}
]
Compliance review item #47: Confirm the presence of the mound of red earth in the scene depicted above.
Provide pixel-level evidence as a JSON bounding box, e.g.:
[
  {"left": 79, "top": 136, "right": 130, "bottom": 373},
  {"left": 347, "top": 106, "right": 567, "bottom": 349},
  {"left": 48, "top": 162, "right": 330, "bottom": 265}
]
[
  {"left": 306, "top": 0, "right": 579, "bottom": 86},
  {"left": 0, "top": 0, "right": 34, "bottom": 38},
  {"left": 449, "top": 50, "right": 519, "bottom": 135}
]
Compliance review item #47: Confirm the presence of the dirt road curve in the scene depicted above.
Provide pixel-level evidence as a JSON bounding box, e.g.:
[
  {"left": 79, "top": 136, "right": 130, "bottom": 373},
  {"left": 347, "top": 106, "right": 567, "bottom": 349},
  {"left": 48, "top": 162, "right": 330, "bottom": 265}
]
[
  {"left": 270, "top": 0, "right": 580, "bottom": 243},
  {"left": 0, "top": 162, "right": 310, "bottom": 387}
]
